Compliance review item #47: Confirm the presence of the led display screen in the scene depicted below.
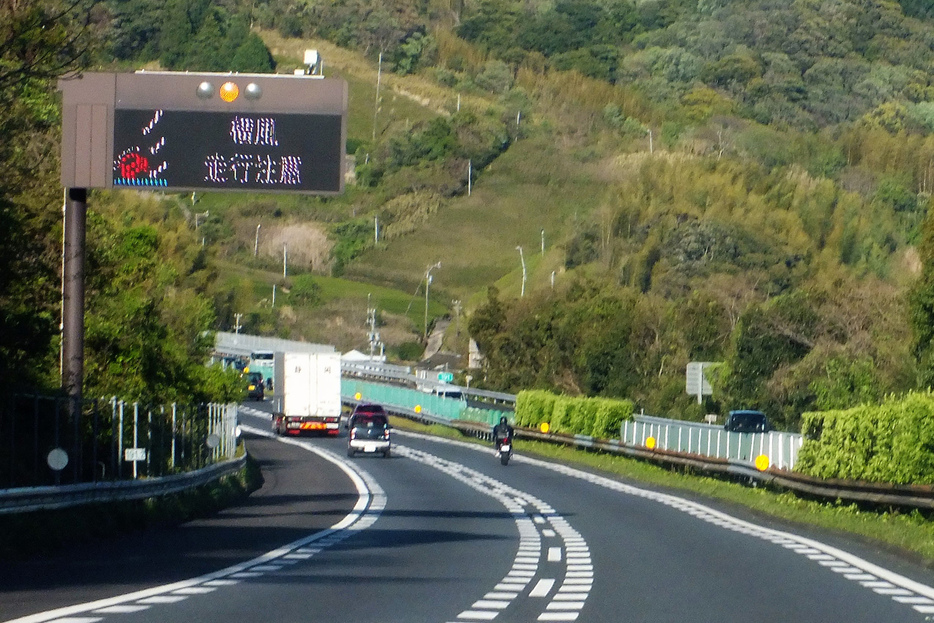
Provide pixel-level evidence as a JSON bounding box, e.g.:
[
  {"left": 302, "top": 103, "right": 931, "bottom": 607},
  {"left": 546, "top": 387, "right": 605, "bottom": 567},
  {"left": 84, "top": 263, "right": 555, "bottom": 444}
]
[{"left": 112, "top": 109, "right": 342, "bottom": 193}]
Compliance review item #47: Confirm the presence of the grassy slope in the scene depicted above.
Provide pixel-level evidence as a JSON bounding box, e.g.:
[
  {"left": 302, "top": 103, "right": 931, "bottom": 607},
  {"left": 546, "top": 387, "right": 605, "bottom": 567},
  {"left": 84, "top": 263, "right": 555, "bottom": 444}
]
[
  {"left": 263, "top": 31, "right": 615, "bottom": 312},
  {"left": 344, "top": 130, "right": 611, "bottom": 307}
]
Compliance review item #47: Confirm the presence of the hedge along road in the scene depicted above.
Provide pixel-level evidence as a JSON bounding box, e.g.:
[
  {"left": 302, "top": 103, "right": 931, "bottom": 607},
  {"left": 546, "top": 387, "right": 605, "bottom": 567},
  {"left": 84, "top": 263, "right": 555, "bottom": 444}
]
[{"left": 8, "top": 406, "right": 934, "bottom": 622}]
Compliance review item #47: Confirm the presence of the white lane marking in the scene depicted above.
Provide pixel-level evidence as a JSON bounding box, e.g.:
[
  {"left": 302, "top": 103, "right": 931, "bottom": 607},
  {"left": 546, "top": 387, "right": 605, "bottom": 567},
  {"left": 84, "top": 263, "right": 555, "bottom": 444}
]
[
  {"left": 547, "top": 547, "right": 562, "bottom": 562},
  {"left": 496, "top": 441, "right": 934, "bottom": 616},
  {"left": 542, "top": 529, "right": 557, "bottom": 537},
  {"left": 397, "top": 444, "right": 590, "bottom": 622},
  {"left": 458, "top": 612, "right": 498, "bottom": 620},
  {"left": 45, "top": 619, "right": 102, "bottom": 623},
  {"left": 546, "top": 602, "right": 585, "bottom": 610},
  {"left": 171, "top": 588, "right": 216, "bottom": 595},
  {"left": 91, "top": 606, "right": 148, "bottom": 614},
  {"left": 135, "top": 596, "right": 187, "bottom": 605},
  {"left": 485, "top": 593, "right": 519, "bottom": 600},
  {"left": 530, "top": 579, "right": 556, "bottom": 597},
  {"left": 538, "top": 613, "right": 579, "bottom": 621},
  {"left": 6, "top": 420, "right": 382, "bottom": 623}
]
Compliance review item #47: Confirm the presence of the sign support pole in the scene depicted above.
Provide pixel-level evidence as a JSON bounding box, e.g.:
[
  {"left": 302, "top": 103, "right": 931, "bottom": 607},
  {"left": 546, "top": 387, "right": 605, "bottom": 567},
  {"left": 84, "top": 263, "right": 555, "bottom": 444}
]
[{"left": 62, "top": 187, "right": 87, "bottom": 404}]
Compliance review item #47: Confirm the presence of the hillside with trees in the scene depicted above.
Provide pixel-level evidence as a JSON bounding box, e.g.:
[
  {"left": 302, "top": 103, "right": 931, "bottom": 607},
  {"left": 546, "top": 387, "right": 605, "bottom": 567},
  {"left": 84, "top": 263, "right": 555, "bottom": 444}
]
[{"left": 5, "top": 0, "right": 934, "bottom": 428}]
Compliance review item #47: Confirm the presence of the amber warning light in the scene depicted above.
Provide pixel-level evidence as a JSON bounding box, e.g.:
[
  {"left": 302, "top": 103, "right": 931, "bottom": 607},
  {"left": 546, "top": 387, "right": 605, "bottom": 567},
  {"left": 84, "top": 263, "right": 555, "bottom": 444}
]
[{"left": 220, "top": 81, "right": 239, "bottom": 102}]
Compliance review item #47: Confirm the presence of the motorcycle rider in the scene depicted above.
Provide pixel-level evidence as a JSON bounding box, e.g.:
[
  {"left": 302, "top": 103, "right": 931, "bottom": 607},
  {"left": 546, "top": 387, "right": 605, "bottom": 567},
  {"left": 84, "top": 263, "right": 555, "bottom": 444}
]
[{"left": 492, "top": 416, "right": 514, "bottom": 455}]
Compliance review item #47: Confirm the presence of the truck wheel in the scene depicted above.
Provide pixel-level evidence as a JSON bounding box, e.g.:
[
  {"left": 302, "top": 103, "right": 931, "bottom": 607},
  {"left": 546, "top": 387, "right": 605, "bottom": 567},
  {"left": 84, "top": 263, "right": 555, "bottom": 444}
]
[{"left": 383, "top": 449, "right": 391, "bottom": 458}]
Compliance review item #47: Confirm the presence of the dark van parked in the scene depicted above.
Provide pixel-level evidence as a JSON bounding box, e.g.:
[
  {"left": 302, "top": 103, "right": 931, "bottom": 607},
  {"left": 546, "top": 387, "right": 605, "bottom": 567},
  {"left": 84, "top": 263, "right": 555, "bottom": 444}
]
[{"left": 724, "top": 410, "right": 770, "bottom": 433}]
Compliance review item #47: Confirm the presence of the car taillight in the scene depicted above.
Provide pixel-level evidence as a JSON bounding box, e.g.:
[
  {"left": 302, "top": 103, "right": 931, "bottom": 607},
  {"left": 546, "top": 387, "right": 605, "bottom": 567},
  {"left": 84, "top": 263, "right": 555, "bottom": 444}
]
[{"left": 384, "top": 429, "right": 391, "bottom": 440}]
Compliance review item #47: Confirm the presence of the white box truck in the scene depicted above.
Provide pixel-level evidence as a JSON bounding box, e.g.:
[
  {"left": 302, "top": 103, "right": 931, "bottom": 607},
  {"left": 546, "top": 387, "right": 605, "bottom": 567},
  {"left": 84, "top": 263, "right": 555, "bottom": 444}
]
[{"left": 272, "top": 351, "right": 342, "bottom": 435}]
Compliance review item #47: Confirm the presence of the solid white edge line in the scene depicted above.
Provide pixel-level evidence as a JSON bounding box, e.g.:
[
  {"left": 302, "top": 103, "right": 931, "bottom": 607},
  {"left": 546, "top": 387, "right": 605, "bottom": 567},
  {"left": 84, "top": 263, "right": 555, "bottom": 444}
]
[
  {"left": 396, "top": 428, "right": 934, "bottom": 603},
  {"left": 3, "top": 423, "right": 372, "bottom": 623}
]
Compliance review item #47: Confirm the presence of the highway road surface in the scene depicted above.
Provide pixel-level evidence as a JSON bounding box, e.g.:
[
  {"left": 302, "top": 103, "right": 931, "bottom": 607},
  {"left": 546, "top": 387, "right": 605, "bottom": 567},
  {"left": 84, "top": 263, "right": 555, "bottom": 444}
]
[{"left": 4, "top": 405, "right": 934, "bottom": 622}]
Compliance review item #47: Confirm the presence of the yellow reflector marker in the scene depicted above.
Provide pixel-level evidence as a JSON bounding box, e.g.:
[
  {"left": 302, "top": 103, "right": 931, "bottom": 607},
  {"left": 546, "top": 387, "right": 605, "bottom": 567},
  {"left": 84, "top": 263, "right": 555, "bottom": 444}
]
[
  {"left": 646, "top": 436, "right": 656, "bottom": 450},
  {"left": 220, "top": 81, "right": 239, "bottom": 102},
  {"left": 540, "top": 422, "right": 550, "bottom": 434},
  {"left": 415, "top": 405, "right": 422, "bottom": 414},
  {"left": 354, "top": 392, "right": 362, "bottom": 400},
  {"left": 755, "top": 454, "right": 770, "bottom": 471}
]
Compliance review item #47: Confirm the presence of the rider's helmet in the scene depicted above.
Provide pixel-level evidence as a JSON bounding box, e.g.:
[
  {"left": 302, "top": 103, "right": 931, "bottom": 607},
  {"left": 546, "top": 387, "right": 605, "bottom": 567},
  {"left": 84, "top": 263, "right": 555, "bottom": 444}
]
[{"left": 500, "top": 416, "right": 508, "bottom": 427}]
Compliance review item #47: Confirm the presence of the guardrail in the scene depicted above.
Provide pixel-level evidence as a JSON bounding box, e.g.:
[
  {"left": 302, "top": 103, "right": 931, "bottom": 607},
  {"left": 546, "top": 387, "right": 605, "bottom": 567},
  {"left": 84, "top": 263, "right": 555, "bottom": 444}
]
[
  {"left": 624, "top": 416, "right": 803, "bottom": 470},
  {"left": 354, "top": 396, "right": 934, "bottom": 513},
  {"left": 0, "top": 454, "right": 246, "bottom": 514},
  {"left": 341, "top": 361, "right": 516, "bottom": 405}
]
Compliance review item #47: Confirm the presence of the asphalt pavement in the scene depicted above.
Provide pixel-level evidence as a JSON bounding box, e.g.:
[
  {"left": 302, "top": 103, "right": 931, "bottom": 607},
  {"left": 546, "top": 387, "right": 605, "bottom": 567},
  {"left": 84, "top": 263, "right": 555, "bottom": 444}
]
[{"left": 5, "top": 406, "right": 934, "bottom": 623}]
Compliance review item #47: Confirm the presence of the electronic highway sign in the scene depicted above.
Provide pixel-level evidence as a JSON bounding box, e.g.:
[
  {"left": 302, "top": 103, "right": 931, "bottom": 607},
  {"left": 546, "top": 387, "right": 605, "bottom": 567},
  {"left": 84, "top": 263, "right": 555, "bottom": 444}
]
[{"left": 60, "top": 71, "right": 347, "bottom": 195}]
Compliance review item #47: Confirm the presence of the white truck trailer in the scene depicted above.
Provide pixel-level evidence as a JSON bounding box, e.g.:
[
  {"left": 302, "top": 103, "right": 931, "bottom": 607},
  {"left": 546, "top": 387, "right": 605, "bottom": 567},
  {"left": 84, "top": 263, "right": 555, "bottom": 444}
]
[{"left": 272, "top": 351, "right": 342, "bottom": 435}]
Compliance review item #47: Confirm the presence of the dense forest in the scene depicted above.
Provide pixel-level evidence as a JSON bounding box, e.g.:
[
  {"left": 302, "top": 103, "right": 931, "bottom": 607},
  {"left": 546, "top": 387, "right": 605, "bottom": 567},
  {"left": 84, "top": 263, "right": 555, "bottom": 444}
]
[{"left": 5, "top": 0, "right": 934, "bottom": 427}]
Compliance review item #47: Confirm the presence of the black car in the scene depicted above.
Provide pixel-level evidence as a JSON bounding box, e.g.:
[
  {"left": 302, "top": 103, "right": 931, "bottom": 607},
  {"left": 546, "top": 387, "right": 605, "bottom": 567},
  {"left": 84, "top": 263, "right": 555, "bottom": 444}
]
[
  {"left": 346, "top": 404, "right": 391, "bottom": 458},
  {"left": 245, "top": 372, "right": 265, "bottom": 401},
  {"left": 724, "top": 410, "right": 770, "bottom": 433}
]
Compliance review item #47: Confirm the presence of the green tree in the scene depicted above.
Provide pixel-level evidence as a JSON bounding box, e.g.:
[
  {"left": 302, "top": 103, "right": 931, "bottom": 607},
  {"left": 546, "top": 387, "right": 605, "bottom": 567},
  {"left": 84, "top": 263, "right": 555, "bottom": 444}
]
[{"left": 911, "top": 208, "right": 934, "bottom": 387}]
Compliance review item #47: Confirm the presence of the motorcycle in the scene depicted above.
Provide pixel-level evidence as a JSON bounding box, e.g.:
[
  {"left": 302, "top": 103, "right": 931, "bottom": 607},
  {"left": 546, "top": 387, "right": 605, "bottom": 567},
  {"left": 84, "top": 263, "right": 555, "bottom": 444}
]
[{"left": 497, "top": 436, "right": 512, "bottom": 466}]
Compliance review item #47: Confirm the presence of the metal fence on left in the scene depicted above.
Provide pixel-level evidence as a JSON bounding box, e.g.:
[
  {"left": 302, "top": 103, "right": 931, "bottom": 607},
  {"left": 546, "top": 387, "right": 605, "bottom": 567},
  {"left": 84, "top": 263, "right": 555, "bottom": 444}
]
[{"left": 0, "top": 394, "right": 238, "bottom": 489}]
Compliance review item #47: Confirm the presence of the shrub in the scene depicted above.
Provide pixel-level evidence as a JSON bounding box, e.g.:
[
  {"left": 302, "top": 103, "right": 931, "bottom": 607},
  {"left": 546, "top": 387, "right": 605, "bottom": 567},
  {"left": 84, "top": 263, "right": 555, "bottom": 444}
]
[
  {"left": 515, "top": 390, "right": 633, "bottom": 438},
  {"left": 796, "top": 391, "right": 934, "bottom": 484}
]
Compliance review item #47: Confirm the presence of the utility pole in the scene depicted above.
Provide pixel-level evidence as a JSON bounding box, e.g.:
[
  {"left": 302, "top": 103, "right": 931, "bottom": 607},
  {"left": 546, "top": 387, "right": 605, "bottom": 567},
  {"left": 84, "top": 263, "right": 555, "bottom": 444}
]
[
  {"left": 424, "top": 262, "right": 441, "bottom": 341},
  {"left": 234, "top": 313, "right": 243, "bottom": 334},
  {"left": 541, "top": 229, "right": 545, "bottom": 256},
  {"left": 372, "top": 52, "right": 382, "bottom": 141}
]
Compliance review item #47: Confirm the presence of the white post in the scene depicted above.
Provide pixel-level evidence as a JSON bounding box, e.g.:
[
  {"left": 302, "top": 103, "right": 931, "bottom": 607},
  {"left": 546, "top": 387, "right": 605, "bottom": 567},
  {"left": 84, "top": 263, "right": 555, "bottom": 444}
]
[
  {"left": 118, "top": 401, "right": 124, "bottom": 479},
  {"left": 468, "top": 160, "right": 472, "bottom": 196},
  {"left": 272, "top": 283, "right": 276, "bottom": 307},
  {"left": 283, "top": 243, "right": 287, "bottom": 278},
  {"left": 648, "top": 128, "right": 654, "bottom": 154},
  {"left": 133, "top": 402, "right": 139, "bottom": 479},
  {"left": 375, "top": 214, "right": 379, "bottom": 244},
  {"left": 541, "top": 228, "right": 545, "bottom": 255},
  {"left": 254, "top": 223, "right": 261, "bottom": 256},
  {"left": 171, "top": 403, "right": 176, "bottom": 470},
  {"left": 517, "top": 246, "right": 526, "bottom": 297},
  {"left": 457, "top": 93, "right": 461, "bottom": 111}
]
